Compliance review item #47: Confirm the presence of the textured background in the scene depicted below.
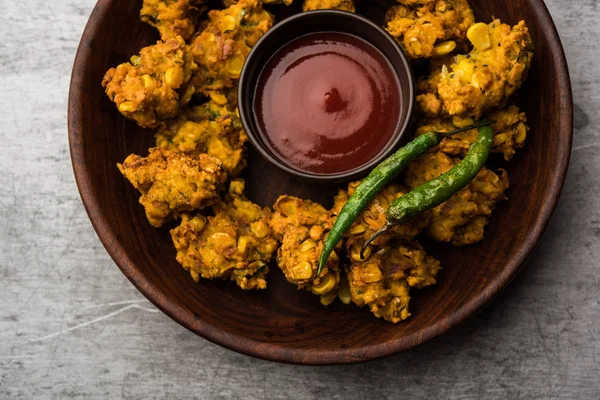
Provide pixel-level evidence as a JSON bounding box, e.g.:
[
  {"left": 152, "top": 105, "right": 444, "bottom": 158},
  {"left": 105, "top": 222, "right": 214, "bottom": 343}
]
[{"left": 1, "top": 1, "right": 599, "bottom": 398}]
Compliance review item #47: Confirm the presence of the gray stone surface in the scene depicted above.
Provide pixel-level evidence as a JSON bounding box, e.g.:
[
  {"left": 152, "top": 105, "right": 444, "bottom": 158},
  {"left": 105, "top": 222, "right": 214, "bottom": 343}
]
[{"left": 0, "top": 0, "right": 598, "bottom": 398}]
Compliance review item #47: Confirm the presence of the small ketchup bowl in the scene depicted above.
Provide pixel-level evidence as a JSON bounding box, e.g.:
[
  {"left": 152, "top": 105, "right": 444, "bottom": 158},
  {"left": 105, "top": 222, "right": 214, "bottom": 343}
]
[{"left": 238, "top": 10, "right": 414, "bottom": 182}]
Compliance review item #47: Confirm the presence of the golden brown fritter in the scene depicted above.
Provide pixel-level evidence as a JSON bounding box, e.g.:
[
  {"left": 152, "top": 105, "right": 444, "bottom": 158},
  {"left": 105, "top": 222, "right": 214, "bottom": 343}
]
[
  {"left": 385, "top": 0, "right": 474, "bottom": 59},
  {"left": 141, "top": 0, "right": 206, "bottom": 41},
  {"left": 155, "top": 99, "right": 248, "bottom": 176},
  {"left": 404, "top": 151, "right": 509, "bottom": 245},
  {"left": 269, "top": 196, "right": 341, "bottom": 305},
  {"left": 170, "top": 180, "right": 278, "bottom": 289},
  {"left": 347, "top": 241, "right": 440, "bottom": 323},
  {"left": 189, "top": 0, "right": 273, "bottom": 95},
  {"left": 396, "top": 0, "right": 436, "bottom": 5},
  {"left": 303, "top": 0, "right": 355, "bottom": 12},
  {"left": 118, "top": 148, "right": 226, "bottom": 227},
  {"left": 332, "top": 182, "right": 428, "bottom": 259},
  {"left": 416, "top": 105, "right": 529, "bottom": 161},
  {"left": 102, "top": 36, "right": 197, "bottom": 129},
  {"left": 417, "top": 20, "right": 533, "bottom": 118}
]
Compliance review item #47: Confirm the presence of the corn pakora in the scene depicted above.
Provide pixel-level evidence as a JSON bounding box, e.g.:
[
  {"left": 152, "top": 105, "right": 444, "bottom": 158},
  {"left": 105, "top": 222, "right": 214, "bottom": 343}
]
[
  {"left": 302, "top": 0, "right": 355, "bottom": 12},
  {"left": 171, "top": 180, "right": 278, "bottom": 289},
  {"left": 332, "top": 182, "right": 429, "bottom": 257},
  {"left": 141, "top": 0, "right": 206, "bottom": 41},
  {"left": 189, "top": 0, "right": 273, "bottom": 95},
  {"left": 102, "top": 36, "right": 197, "bottom": 129},
  {"left": 347, "top": 241, "right": 440, "bottom": 323},
  {"left": 385, "top": 0, "right": 474, "bottom": 59},
  {"left": 404, "top": 151, "right": 509, "bottom": 245},
  {"left": 417, "top": 19, "right": 533, "bottom": 118},
  {"left": 416, "top": 105, "right": 529, "bottom": 161},
  {"left": 155, "top": 99, "right": 248, "bottom": 176},
  {"left": 269, "top": 196, "right": 341, "bottom": 305},
  {"left": 118, "top": 148, "right": 226, "bottom": 227}
]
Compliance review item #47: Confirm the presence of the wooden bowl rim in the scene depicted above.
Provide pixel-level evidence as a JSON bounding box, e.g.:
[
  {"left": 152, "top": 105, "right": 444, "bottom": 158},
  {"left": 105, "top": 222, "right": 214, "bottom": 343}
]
[{"left": 68, "top": 0, "right": 573, "bottom": 365}]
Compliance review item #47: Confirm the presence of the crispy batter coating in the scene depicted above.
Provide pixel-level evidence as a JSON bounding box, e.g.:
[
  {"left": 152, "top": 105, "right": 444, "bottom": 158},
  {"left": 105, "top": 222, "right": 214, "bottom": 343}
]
[
  {"left": 303, "top": 0, "right": 355, "bottom": 12},
  {"left": 332, "top": 182, "right": 428, "bottom": 257},
  {"left": 102, "top": 36, "right": 197, "bottom": 129},
  {"left": 190, "top": 0, "right": 273, "bottom": 95},
  {"left": 385, "top": 0, "right": 474, "bottom": 59},
  {"left": 155, "top": 99, "right": 248, "bottom": 176},
  {"left": 416, "top": 105, "right": 529, "bottom": 161},
  {"left": 269, "top": 196, "right": 341, "bottom": 305},
  {"left": 141, "top": 0, "right": 206, "bottom": 40},
  {"left": 118, "top": 148, "right": 226, "bottom": 227},
  {"left": 170, "top": 180, "right": 278, "bottom": 289},
  {"left": 404, "top": 151, "right": 509, "bottom": 245},
  {"left": 347, "top": 241, "right": 440, "bottom": 323},
  {"left": 417, "top": 19, "right": 533, "bottom": 118}
]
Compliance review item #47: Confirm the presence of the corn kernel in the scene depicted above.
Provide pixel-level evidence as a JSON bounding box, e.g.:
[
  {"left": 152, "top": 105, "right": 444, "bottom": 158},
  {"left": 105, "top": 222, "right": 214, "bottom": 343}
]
[
  {"left": 311, "top": 272, "right": 336, "bottom": 295},
  {"left": 290, "top": 261, "right": 313, "bottom": 281},
  {"left": 189, "top": 216, "right": 206, "bottom": 232},
  {"left": 452, "top": 116, "right": 475, "bottom": 128},
  {"left": 338, "top": 276, "right": 352, "bottom": 305},
  {"left": 219, "top": 15, "right": 237, "bottom": 33},
  {"left": 350, "top": 244, "right": 371, "bottom": 262},
  {"left": 408, "top": 38, "right": 423, "bottom": 55},
  {"left": 362, "top": 264, "right": 383, "bottom": 283},
  {"left": 237, "top": 236, "right": 249, "bottom": 255},
  {"left": 225, "top": 54, "right": 245, "bottom": 78},
  {"left": 250, "top": 220, "right": 269, "bottom": 238},
  {"left": 209, "top": 91, "right": 228, "bottom": 105},
  {"left": 467, "top": 22, "right": 491, "bottom": 51},
  {"left": 299, "top": 239, "right": 317, "bottom": 252},
  {"left": 349, "top": 224, "right": 366, "bottom": 235},
  {"left": 433, "top": 40, "right": 456, "bottom": 56},
  {"left": 165, "top": 67, "right": 184, "bottom": 89},
  {"left": 140, "top": 74, "right": 153, "bottom": 88},
  {"left": 118, "top": 101, "right": 136, "bottom": 113}
]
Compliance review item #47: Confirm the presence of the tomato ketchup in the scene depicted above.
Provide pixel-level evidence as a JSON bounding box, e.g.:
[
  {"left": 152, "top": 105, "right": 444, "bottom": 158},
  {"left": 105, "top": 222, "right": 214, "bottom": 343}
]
[{"left": 254, "top": 32, "right": 401, "bottom": 174}]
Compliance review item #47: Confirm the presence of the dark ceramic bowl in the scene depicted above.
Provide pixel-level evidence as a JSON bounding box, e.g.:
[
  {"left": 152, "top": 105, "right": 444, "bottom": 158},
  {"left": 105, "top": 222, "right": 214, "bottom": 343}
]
[
  {"left": 238, "top": 10, "right": 414, "bottom": 182},
  {"left": 69, "top": 0, "right": 572, "bottom": 365}
]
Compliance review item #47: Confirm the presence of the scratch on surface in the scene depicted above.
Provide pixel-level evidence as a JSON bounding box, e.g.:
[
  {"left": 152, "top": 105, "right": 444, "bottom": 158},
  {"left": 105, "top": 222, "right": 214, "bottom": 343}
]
[
  {"left": 26, "top": 304, "right": 159, "bottom": 344},
  {"left": 82, "top": 299, "right": 151, "bottom": 310},
  {"left": 572, "top": 142, "right": 600, "bottom": 152}
]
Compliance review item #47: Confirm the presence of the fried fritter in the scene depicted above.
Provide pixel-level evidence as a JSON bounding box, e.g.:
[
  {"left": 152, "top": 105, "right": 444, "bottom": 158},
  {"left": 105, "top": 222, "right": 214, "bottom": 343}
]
[
  {"left": 416, "top": 19, "right": 533, "bottom": 118},
  {"left": 332, "top": 182, "right": 428, "bottom": 258},
  {"left": 141, "top": 0, "right": 206, "bottom": 41},
  {"left": 171, "top": 180, "right": 278, "bottom": 289},
  {"left": 404, "top": 151, "right": 509, "bottom": 245},
  {"left": 303, "top": 0, "right": 355, "bottom": 12},
  {"left": 102, "top": 36, "right": 197, "bottom": 129},
  {"left": 347, "top": 241, "right": 440, "bottom": 323},
  {"left": 396, "top": 0, "right": 436, "bottom": 5},
  {"left": 155, "top": 99, "right": 248, "bottom": 176},
  {"left": 416, "top": 105, "right": 529, "bottom": 161},
  {"left": 269, "top": 196, "right": 341, "bottom": 305},
  {"left": 118, "top": 148, "right": 226, "bottom": 227},
  {"left": 385, "top": 0, "right": 474, "bottom": 59},
  {"left": 189, "top": 0, "right": 273, "bottom": 95}
]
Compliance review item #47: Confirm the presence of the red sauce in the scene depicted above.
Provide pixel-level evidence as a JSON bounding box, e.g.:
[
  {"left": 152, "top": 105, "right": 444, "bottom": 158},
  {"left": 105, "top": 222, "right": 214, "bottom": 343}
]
[{"left": 255, "top": 32, "right": 401, "bottom": 174}]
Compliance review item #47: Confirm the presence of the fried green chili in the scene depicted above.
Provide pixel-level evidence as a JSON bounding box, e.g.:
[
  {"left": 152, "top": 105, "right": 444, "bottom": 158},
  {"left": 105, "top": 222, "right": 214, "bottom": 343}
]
[
  {"left": 361, "top": 125, "right": 494, "bottom": 255},
  {"left": 317, "top": 122, "right": 492, "bottom": 274}
]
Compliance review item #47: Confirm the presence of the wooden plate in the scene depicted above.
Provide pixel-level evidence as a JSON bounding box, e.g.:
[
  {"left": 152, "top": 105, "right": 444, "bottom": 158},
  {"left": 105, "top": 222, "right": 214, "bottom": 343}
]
[{"left": 68, "top": 0, "right": 572, "bottom": 364}]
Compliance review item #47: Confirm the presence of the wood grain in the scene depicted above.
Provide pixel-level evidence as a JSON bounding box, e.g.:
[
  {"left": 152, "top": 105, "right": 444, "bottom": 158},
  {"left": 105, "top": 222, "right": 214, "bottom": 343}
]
[{"left": 67, "top": 0, "right": 572, "bottom": 365}]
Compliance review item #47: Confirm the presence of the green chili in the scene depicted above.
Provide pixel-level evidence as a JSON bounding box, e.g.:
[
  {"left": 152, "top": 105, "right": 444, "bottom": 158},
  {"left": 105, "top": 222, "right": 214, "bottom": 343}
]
[
  {"left": 361, "top": 125, "right": 494, "bottom": 255},
  {"left": 317, "top": 122, "right": 492, "bottom": 274}
]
